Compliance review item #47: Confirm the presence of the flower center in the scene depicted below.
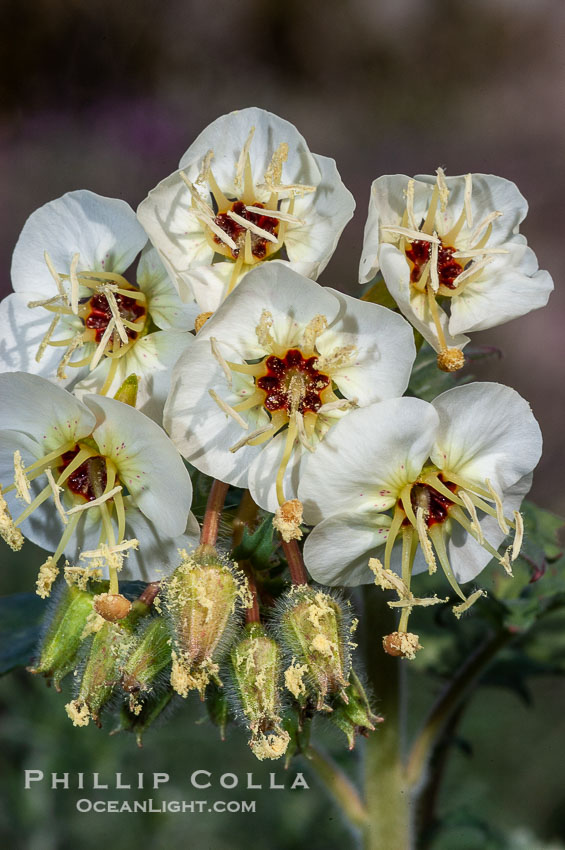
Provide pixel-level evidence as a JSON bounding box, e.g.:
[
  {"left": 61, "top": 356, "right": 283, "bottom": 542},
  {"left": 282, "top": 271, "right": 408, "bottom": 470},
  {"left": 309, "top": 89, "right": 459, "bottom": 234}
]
[
  {"left": 31, "top": 257, "right": 149, "bottom": 391},
  {"left": 82, "top": 289, "right": 146, "bottom": 344},
  {"left": 213, "top": 201, "right": 280, "bottom": 262},
  {"left": 58, "top": 447, "right": 109, "bottom": 502},
  {"left": 256, "top": 350, "right": 330, "bottom": 414},
  {"left": 407, "top": 480, "right": 457, "bottom": 527},
  {"left": 406, "top": 239, "right": 463, "bottom": 290}
]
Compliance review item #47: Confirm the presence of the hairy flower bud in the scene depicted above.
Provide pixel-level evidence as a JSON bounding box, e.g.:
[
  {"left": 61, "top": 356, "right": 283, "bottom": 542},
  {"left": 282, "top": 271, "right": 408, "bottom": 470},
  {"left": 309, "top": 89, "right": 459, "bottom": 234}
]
[
  {"left": 330, "top": 670, "right": 382, "bottom": 750},
  {"left": 65, "top": 600, "right": 149, "bottom": 727},
  {"left": 164, "top": 545, "right": 250, "bottom": 698},
  {"left": 28, "top": 582, "right": 102, "bottom": 691},
  {"left": 113, "top": 688, "right": 176, "bottom": 748},
  {"left": 276, "top": 587, "right": 353, "bottom": 711},
  {"left": 230, "top": 623, "right": 289, "bottom": 761},
  {"left": 121, "top": 616, "right": 172, "bottom": 714}
]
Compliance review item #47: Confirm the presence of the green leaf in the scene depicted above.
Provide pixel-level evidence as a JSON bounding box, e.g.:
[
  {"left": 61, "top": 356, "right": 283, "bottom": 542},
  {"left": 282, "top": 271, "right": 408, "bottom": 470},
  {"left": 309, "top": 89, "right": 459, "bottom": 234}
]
[
  {"left": 232, "top": 515, "right": 275, "bottom": 570},
  {"left": 0, "top": 592, "right": 46, "bottom": 675}
]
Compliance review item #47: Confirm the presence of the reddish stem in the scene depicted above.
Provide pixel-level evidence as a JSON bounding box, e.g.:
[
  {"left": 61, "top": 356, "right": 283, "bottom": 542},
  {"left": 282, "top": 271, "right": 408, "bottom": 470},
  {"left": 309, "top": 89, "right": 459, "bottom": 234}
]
[
  {"left": 281, "top": 538, "right": 308, "bottom": 585},
  {"left": 200, "top": 479, "right": 230, "bottom": 547},
  {"left": 245, "top": 567, "right": 261, "bottom": 623}
]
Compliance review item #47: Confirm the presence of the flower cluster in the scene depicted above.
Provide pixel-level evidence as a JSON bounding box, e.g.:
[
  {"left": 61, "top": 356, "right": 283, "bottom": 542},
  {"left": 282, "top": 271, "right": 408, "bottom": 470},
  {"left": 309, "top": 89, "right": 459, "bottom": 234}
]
[{"left": 0, "top": 107, "right": 551, "bottom": 754}]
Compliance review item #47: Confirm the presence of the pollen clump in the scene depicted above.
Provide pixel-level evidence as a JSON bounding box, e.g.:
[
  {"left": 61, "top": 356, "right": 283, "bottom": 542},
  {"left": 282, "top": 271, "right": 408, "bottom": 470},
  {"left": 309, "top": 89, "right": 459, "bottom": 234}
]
[
  {"left": 382, "top": 631, "right": 422, "bottom": 661},
  {"left": 273, "top": 499, "right": 303, "bottom": 542},
  {"left": 36, "top": 557, "right": 60, "bottom": 599},
  {"left": 250, "top": 730, "right": 291, "bottom": 761},
  {"left": 284, "top": 659, "right": 308, "bottom": 699},
  {"left": 195, "top": 311, "right": 214, "bottom": 333},
  {"left": 437, "top": 347, "right": 465, "bottom": 373},
  {"left": 0, "top": 489, "right": 24, "bottom": 551},
  {"left": 65, "top": 699, "right": 91, "bottom": 727}
]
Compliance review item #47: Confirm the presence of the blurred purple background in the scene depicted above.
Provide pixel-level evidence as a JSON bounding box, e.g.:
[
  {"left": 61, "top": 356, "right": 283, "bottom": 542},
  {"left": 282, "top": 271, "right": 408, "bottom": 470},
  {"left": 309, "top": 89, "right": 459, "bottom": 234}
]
[{"left": 1, "top": 0, "right": 563, "bottom": 512}]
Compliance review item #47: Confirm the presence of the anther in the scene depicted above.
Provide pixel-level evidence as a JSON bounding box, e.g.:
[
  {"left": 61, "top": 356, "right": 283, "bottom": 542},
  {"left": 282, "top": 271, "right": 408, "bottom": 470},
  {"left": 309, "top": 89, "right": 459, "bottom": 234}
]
[
  {"left": 13, "top": 451, "right": 31, "bottom": 504},
  {"left": 485, "top": 479, "right": 509, "bottom": 535},
  {"left": 512, "top": 511, "right": 524, "bottom": 561}
]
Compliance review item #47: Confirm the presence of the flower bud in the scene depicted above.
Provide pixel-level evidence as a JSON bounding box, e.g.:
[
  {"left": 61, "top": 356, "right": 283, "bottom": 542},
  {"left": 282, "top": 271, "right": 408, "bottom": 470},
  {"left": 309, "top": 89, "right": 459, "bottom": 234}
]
[
  {"left": 330, "top": 671, "right": 382, "bottom": 750},
  {"left": 230, "top": 623, "right": 289, "bottom": 761},
  {"left": 277, "top": 587, "right": 353, "bottom": 711},
  {"left": 164, "top": 545, "right": 250, "bottom": 698},
  {"left": 112, "top": 688, "right": 176, "bottom": 748},
  {"left": 65, "top": 602, "right": 148, "bottom": 727},
  {"left": 121, "top": 616, "right": 172, "bottom": 714},
  {"left": 113, "top": 374, "right": 139, "bottom": 406},
  {"left": 28, "top": 582, "right": 102, "bottom": 691}
]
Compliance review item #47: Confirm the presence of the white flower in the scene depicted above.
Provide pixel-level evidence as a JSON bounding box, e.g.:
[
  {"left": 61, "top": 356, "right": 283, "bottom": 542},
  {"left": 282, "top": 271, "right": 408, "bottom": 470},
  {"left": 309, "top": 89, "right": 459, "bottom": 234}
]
[
  {"left": 0, "top": 191, "right": 198, "bottom": 420},
  {"left": 0, "top": 373, "right": 197, "bottom": 593},
  {"left": 299, "top": 383, "right": 542, "bottom": 614},
  {"left": 359, "top": 170, "right": 553, "bottom": 370},
  {"left": 163, "top": 262, "right": 416, "bottom": 517},
  {"left": 137, "top": 107, "right": 355, "bottom": 312}
]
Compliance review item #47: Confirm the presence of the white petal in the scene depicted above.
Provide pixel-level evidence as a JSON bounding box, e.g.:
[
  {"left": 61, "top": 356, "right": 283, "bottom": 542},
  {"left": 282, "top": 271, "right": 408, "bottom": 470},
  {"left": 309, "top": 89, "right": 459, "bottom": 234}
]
[
  {"left": 318, "top": 288, "right": 416, "bottom": 403},
  {"left": 137, "top": 245, "right": 199, "bottom": 330},
  {"left": 178, "top": 107, "right": 321, "bottom": 199},
  {"left": 447, "top": 474, "right": 532, "bottom": 583},
  {"left": 298, "top": 398, "right": 439, "bottom": 524},
  {"left": 283, "top": 153, "right": 355, "bottom": 279},
  {"left": 448, "top": 244, "right": 553, "bottom": 335},
  {"left": 73, "top": 330, "right": 193, "bottom": 423},
  {"left": 0, "top": 293, "right": 86, "bottom": 386},
  {"left": 84, "top": 394, "right": 192, "bottom": 537},
  {"left": 12, "top": 191, "right": 146, "bottom": 295},
  {"left": 136, "top": 173, "right": 214, "bottom": 298},
  {"left": 196, "top": 262, "right": 340, "bottom": 359},
  {"left": 185, "top": 262, "right": 236, "bottom": 313},
  {"left": 430, "top": 383, "right": 542, "bottom": 492},
  {"left": 303, "top": 510, "right": 391, "bottom": 586},
  {"left": 380, "top": 244, "right": 469, "bottom": 352},
  {"left": 0, "top": 372, "right": 95, "bottom": 451},
  {"left": 358, "top": 174, "right": 415, "bottom": 284},
  {"left": 163, "top": 341, "right": 267, "bottom": 488}
]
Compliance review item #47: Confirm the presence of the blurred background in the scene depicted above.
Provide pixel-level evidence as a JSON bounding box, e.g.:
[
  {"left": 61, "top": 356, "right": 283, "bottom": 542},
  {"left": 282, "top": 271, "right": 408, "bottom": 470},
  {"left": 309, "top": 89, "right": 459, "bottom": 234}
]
[{"left": 0, "top": 1, "right": 564, "bottom": 848}]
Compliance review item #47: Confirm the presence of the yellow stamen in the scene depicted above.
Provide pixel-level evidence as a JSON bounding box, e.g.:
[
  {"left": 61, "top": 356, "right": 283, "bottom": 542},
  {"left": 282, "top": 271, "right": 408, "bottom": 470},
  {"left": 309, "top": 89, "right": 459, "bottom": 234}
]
[
  {"left": 35, "top": 315, "right": 61, "bottom": 363},
  {"left": 227, "top": 209, "right": 278, "bottom": 243},
  {"left": 512, "top": 511, "right": 524, "bottom": 561},
  {"left": 464, "top": 173, "right": 473, "bottom": 227},
  {"left": 45, "top": 468, "right": 68, "bottom": 525},
  {"left": 69, "top": 252, "right": 80, "bottom": 315},
  {"left": 428, "top": 524, "right": 466, "bottom": 601},
  {"left": 208, "top": 389, "right": 248, "bottom": 429},
  {"left": 66, "top": 485, "right": 123, "bottom": 515},
  {"left": 416, "top": 507, "right": 437, "bottom": 574},
  {"left": 459, "top": 489, "right": 484, "bottom": 544},
  {"left": 90, "top": 318, "right": 116, "bottom": 371},
  {"left": 44, "top": 250, "right": 67, "bottom": 299},
  {"left": 210, "top": 337, "right": 232, "bottom": 387},
  {"left": 453, "top": 588, "right": 487, "bottom": 619},
  {"left": 229, "top": 424, "right": 274, "bottom": 453},
  {"left": 57, "top": 333, "right": 85, "bottom": 380},
  {"left": 13, "top": 451, "right": 31, "bottom": 504},
  {"left": 485, "top": 479, "right": 509, "bottom": 534},
  {"left": 0, "top": 488, "right": 24, "bottom": 551}
]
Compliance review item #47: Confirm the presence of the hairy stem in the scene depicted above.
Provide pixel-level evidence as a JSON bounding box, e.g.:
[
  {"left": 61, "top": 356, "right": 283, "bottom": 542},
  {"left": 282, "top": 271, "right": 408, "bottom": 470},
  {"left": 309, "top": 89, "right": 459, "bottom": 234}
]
[{"left": 362, "top": 586, "right": 413, "bottom": 850}]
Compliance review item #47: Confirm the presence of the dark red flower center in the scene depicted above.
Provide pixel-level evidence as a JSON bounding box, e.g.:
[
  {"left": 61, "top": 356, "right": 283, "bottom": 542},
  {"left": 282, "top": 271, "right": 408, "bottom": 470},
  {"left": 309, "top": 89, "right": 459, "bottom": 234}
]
[
  {"left": 406, "top": 239, "right": 463, "bottom": 290},
  {"left": 256, "top": 349, "right": 330, "bottom": 415},
  {"left": 83, "top": 292, "right": 146, "bottom": 343},
  {"left": 408, "top": 480, "right": 457, "bottom": 528},
  {"left": 213, "top": 201, "right": 279, "bottom": 261},
  {"left": 58, "top": 447, "right": 108, "bottom": 502}
]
